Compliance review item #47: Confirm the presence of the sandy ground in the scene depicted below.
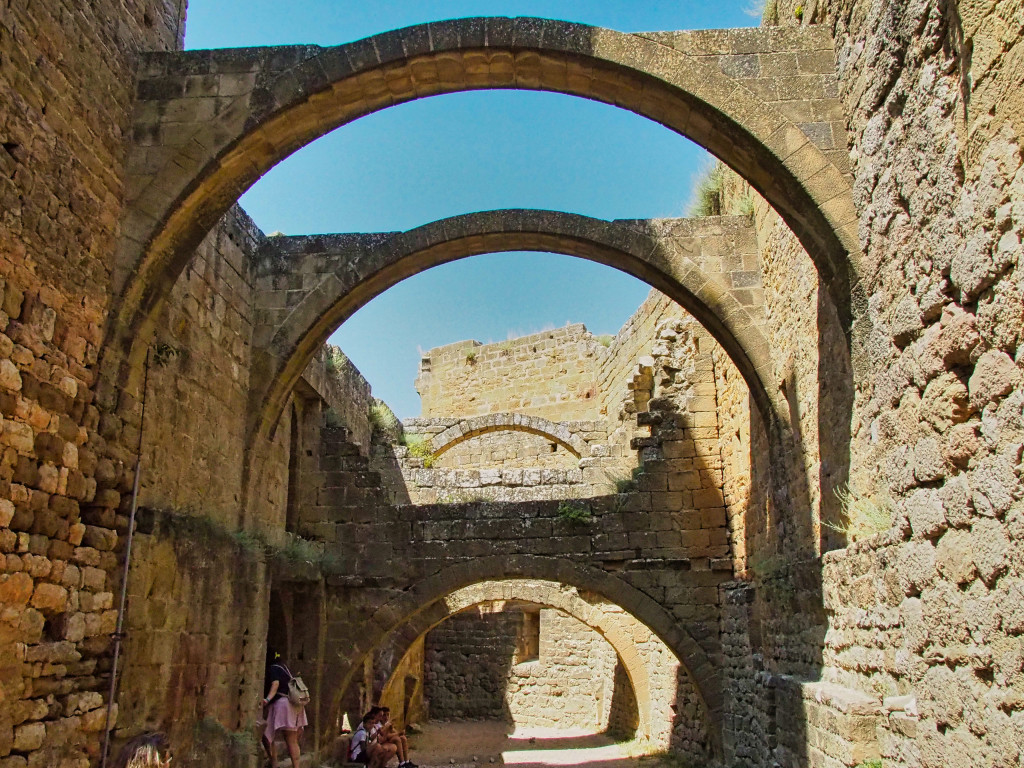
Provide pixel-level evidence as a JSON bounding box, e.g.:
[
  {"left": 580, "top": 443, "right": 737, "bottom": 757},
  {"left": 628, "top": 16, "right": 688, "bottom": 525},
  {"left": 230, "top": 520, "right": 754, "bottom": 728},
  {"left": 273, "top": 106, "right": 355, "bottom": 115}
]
[{"left": 404, "top": 720, "right": 657, "bottom": 768}]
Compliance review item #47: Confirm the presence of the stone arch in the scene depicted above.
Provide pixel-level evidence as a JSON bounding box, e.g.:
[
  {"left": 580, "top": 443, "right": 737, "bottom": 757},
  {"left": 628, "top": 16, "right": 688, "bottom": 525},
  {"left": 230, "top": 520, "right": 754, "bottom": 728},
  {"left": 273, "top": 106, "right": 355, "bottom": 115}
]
[
  {"left": 110, "top": 18, "right": 858, "bottom": 395},
  {"left": 427, "top": 414, "right": 590, "bottom": 460},
  {"left": 329, "top": 555, "right": 722, "bottom": 754},
  {"left": 251, "top": 210, "right": 772, "bottom": 440},
  {"left": 377, "top": 579, "right": 684, "bottom": 746}
]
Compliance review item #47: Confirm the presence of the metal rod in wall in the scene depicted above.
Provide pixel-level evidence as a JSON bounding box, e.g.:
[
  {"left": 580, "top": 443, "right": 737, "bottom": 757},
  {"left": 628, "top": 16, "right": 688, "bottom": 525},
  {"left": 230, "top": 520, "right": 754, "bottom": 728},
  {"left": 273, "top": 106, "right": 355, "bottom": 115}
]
[{"left": 100, "top": 348, "right": 153, "bottom": 768}]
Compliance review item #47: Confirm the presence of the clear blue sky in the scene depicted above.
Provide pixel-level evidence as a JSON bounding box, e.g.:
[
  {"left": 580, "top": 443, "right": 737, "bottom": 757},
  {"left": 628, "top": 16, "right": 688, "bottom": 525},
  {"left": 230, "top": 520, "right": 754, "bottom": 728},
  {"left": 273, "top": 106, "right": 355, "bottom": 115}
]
[{"left": 185, "top": 2, "right": 758, "bottom": 418}]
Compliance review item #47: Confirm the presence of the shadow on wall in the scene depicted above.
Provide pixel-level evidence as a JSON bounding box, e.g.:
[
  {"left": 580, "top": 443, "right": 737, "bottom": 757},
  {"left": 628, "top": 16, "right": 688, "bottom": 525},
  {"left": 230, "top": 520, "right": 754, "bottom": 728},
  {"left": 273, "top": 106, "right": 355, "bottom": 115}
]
[
  {"left": 419, "top": 606, "right": 641, "bottom": 737},
  {"left": 350, "top": 573, "right": 712, "bottom": 759}
]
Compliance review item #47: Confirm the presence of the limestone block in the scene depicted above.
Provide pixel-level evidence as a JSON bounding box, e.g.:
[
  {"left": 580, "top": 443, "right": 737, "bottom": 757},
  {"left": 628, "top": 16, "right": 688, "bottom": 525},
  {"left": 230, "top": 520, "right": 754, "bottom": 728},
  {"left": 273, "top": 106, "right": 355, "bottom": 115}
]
[
  {"left": 81, "top": 526, "right": 117, "bottom": 551},
  {"left": 478, "top": 469, "right": 501, "bottom": 486},
  {"left": 934, "top": 529, "right": 976, "bottom": 585},
  {"left": 969, "top": 456, "right": 1017, "bottom": 516},
  {"left": 968, "top": 349, "right": 1020, "bottom": 407},
  {"left": 0, "top": 359, "right": 22, "bottom": 392},
  {"left": 897, "top": 540, "right": 936, "bottom": 595},
  {"left": 951, "top": 225, "right": 1018, "bottom": 300},
  {"left": 31, "top": 583, "right": 68, "bottom": 613},
  {"left": 890, "top": 293, "right": 924, "bottom": 346},
  {"left": 2, "top": 421, "right": 34, "bottom": 453},
  {"left": 61, "top": 612, "right": 86, "bottom": 642},
  {"left": 943, "top": 423, "right": 979, "bottom": 469},
  {"left": 905, "top": 488, "right": 946, "bottom": 539},
  {"left": 0, "top": 572, "right": 34, "bottom": 604},
  {"left": 81, "top": 567, "right": 106, "bottom": 591},
  {"left": 12, "top": 722, "right": 44, "bottom": 752},
  {"left": 912, "top": 436, "right": 945, "bottom": 482},
  {"left": 971, "top": 517, "right": 1010, "bottom": 584},
  {"left": 80, "top": 704, "right": 115, "bottom": 732}
]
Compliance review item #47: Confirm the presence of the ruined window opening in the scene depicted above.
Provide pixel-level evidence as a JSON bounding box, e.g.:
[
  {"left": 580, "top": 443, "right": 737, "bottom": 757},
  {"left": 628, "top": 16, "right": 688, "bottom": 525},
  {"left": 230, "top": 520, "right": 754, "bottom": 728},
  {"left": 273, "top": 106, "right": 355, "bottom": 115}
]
[
  {"left": 515, "top": 609, "right": 541, "bottom": 663},
  {"left": 549, "top": 443, "right": 557, "bottom": 453}
]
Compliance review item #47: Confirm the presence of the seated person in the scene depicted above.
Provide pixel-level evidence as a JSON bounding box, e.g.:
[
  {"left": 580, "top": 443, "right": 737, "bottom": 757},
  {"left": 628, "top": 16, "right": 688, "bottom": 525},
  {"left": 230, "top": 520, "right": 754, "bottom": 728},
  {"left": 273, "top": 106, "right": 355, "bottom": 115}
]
[
  {"left": 350, "top": 711, "right": 397, "bottom": 768},
  {"left": 377, "top": 707, "right": 415, "bottom": 768}
]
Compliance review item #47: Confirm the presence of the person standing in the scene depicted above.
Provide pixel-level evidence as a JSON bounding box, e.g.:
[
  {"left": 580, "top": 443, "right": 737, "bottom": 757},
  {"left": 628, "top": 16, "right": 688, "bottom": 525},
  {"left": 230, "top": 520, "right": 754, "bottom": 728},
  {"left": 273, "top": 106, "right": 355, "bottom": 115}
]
[{"left": 261, "top": 652, "right": 307, "bottom": 767}]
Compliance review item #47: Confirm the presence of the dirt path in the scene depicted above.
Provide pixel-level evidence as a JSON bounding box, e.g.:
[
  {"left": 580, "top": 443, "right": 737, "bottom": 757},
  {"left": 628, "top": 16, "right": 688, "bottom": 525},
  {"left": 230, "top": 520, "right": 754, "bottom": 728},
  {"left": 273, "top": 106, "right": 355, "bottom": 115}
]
[{"left": 406, "top": 720, "right": 654, "bottom": 768}]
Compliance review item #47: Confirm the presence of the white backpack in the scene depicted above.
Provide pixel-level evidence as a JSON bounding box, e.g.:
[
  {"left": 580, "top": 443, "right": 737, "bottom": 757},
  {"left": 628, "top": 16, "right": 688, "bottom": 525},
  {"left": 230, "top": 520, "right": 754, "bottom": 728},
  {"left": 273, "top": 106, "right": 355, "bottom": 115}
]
[{"left": 279, "top": 664, "right": 310, "bottom": 707}]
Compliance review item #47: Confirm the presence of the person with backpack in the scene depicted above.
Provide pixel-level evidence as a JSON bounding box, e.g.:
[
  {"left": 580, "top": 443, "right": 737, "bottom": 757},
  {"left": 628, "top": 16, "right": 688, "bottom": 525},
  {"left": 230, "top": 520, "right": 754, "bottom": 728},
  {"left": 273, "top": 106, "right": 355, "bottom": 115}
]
[{"left": 261, "top": 651, "right": 308, "bottom": 767}]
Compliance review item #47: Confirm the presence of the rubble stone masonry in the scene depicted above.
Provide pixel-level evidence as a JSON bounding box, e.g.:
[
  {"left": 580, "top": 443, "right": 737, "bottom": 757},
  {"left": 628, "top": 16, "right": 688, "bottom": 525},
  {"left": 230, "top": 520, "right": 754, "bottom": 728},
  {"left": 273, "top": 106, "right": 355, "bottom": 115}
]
[{"left": 2, "top": 1, "right": 1024, "bottom": 767}]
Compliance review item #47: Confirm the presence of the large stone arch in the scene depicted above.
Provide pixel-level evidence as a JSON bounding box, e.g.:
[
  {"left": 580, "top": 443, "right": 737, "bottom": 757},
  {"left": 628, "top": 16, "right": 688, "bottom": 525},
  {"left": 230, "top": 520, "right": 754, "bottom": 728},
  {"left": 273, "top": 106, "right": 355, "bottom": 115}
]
[
  {"left": 376, "top": 579, "right": 691, "bottom": 748},
  {"left": 326, "top": 555, "right": 723, "bottom": 754},
  {"left": 427, "top": 413, "right": 589, "bottom": 459},
  {"left": 250, "top": 210, "right": 770, "bottom": 439},
  {"left": 109, "top": 18, "right": 857, "bottom": 394}
]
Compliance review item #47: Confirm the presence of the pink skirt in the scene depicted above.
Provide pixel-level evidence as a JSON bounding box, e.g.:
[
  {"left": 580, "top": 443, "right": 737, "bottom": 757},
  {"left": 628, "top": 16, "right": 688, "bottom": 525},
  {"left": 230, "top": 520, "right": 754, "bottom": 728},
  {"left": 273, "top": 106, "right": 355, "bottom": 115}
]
[{"left": 264, "top": 696, "right": 308, "bottom": 743}]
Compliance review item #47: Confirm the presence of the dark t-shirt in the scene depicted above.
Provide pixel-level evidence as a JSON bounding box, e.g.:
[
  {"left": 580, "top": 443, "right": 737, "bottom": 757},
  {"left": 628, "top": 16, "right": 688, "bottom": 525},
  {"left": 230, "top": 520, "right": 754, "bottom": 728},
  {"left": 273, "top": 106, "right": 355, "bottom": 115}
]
[{"left": 266, "top": 663, "right": 291, "bottom": 703}]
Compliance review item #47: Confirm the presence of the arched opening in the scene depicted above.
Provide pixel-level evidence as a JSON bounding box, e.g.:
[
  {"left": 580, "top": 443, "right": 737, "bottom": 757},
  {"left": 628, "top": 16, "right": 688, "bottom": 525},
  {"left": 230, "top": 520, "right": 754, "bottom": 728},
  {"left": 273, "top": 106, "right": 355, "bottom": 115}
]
[
  {"left": 250, "top": 211, "right": 774, "bottom": 443},
  {"left": 338, "top": 578, "right": 709, "bottom": 758},
  {"left": 109, "top": 15, "right": 855, "bottom": 768},
  {"left": 107, "top": 17, "right": 857, "bottom": 402},
  {"left": 428, "top": 415, "right": 589, "bottom": 460}
]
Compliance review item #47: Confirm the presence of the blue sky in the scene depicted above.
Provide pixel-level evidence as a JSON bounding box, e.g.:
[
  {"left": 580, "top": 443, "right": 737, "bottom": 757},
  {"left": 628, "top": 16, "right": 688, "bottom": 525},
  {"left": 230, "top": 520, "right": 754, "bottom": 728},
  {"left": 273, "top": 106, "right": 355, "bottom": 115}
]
[{"left": 185, "top": 2, "right": 759, "bottom": 418}]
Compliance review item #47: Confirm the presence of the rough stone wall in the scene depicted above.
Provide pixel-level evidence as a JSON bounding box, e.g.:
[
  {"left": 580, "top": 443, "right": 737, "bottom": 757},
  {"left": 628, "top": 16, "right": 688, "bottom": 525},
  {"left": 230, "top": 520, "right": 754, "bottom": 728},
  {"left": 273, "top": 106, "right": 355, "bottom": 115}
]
[
  {"left": 606, "top": 659, "right": 640, "bottom": 739},
  {"left": 114, "top": 207, "right": 271, "bottom": 763},
  {"left": 379, "top": 635, "right": 426, "bottom": 730},
  {"left": 0, "top": 2, "right": 185, "bottom": 766},
  {"left": 706, "top": 2, "right": 1024, "bottom": 767},
  {"left": 16, "top": 1, "right": 1024, "bottom": 765},
  {"left": 424, "top": 608, "right": 623, "bottom": 731},
  {"left": 415, "top": 326, "right": 604, "bottom": 421},
  {"left": 814, "top": 1, "right": 1024, "bottom": 766},
  {"left": 505, "top": 609, "right": 620, "bottom": 731},
  {"left": 423, "top": 610, "right": 518, "bottom": 720},
  {"left": 711, "top": 346, "right": 754, "bottom": 576},
  {"left": 118, "top": 511, "right": 268, "bottom": 766},
  {"left": 634, "top": 316, "right": 735, "bottom": 575},
  {"left": 385, "top": 463, "right": 592, "bottom": 506},
  {"left": 595, "top": 291, "right": 680, "bottom": 422},
  {"left": 139, "top": 209, "right": 260, "bottom": 525},
  {"left": 303, "top": 347, "right": 373, "bottom": 457}
]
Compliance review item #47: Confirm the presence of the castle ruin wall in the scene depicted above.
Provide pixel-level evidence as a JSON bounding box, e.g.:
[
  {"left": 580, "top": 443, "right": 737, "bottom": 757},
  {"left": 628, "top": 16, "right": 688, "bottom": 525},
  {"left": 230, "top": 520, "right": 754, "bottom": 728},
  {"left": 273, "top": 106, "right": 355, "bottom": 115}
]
[{"left": 415, "top": 325, "right": 605, "bottom": 422}]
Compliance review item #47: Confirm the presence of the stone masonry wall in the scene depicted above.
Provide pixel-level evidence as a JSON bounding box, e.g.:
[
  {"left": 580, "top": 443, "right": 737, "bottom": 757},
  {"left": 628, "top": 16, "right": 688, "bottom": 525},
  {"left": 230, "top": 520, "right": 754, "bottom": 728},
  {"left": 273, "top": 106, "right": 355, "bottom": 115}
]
[
  {"left": 711, "top": 345, "right": 754, "bottom": 576},
  {"left": 595, "top": 291, "right": 680, "bottom": 423},
  {"left": 117, "top": 510, "right": 268, "bottom": 766},
  {"left": 818, "top": 2, "right": 1024, "bottom": 766},
  {"left": 415, "top": 325, "right": 605, "bottom": 422},
  {"left": 424, "top": 608, "right": 624, "bottom": 732},
  {"left": 14, "top": 2, "right": 1024, "bottom": 766},
  {"left": 423, "top": 610, "right": 518, "bottom": 720},
  {"left": 505, "top": 609, "right": 621, "bottom": 733},
  {"left": 0, "top": 2, "right": 185, "bottom": 766},
  {"left": 115, "top": 208, "right": 273, "bottom": 763},
  {"left": 706, "top": 2, "right": 1024, "bottom": 766},
  {"left": 139, "top": 208, "right": 260, "bottom": 527},
  {"left": 303, "top": 347, "right": 373, "bottom": 458}
]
